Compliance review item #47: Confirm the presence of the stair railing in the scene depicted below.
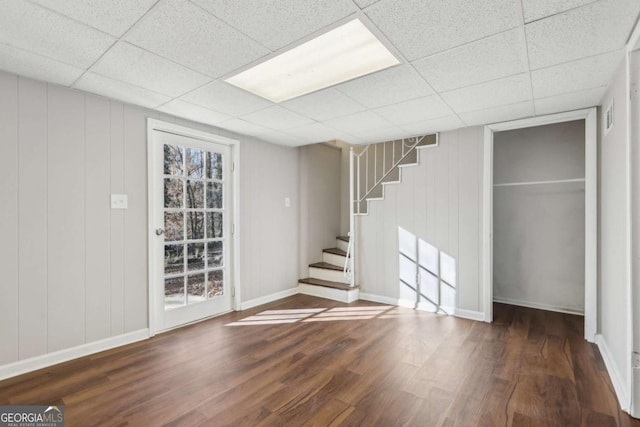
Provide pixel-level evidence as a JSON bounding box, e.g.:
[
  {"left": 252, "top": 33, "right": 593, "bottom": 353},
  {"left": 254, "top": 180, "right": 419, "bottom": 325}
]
[
  {"left": 345, "top": 134, "right": 432, "bottom": 289},
  {"left": 354, "top": 135, "right": 427, "bottom": 213}
]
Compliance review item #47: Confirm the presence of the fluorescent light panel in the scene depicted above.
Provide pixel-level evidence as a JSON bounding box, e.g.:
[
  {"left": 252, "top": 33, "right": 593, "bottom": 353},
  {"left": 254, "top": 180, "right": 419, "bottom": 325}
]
[{"left": 225, "top": 19, "right": 401, "bottom": 103}]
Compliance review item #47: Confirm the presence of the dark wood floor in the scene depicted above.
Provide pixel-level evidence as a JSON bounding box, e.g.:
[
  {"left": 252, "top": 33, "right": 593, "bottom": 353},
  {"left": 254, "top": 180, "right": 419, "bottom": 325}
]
[{"left": 1, "top": 295, "right": 638, "bottom": 426}]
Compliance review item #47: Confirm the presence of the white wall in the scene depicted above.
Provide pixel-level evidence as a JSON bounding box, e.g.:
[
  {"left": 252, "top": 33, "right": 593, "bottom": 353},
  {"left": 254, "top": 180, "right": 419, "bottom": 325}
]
[
  {"left": 356, "top": 127, "right": 485, "bottom": 314},
  {"left": 598, "top": 60, "right": 631, "bottom": 408},
  {"left": 631, "top": 48, "right": 640, "bottom": 418},
  {"left": 298, "top": 143, "right": 341, "bottom": 273},
  {"left": 0, "top": 71, "right": 300, "bottom": 367},
  {"left": 493, "top": 121, "right": 586, "bottom": 313}
]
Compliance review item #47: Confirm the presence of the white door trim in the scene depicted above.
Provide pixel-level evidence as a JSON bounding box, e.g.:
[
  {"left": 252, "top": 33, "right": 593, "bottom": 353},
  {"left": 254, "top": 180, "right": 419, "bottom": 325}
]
[
  {"left": 481, "top": 108, "right": 598, "bottom": 343},
  {"left": 146, "top": 119, "right": 241, "bottom": 337}
]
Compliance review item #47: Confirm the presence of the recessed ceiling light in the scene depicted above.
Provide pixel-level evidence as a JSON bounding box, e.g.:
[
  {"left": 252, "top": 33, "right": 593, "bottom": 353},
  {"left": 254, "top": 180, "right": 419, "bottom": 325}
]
[{"left": 224, "top": 19, "right": 401, "bottom": 103}]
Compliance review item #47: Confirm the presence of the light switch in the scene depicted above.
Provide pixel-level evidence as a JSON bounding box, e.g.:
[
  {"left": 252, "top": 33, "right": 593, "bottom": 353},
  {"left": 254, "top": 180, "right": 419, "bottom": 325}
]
[
  {"left": 284, "top": 197, "right": 291, "bottom": 208},
  {"left": 111, "top": 194, "right": 128, "bottom": 209}
]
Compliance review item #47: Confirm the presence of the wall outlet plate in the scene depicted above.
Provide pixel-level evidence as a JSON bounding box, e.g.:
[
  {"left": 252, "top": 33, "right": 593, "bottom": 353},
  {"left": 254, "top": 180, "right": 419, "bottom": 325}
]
[{"left": 111, "top": 194, "right": 128, "bottom": 209}]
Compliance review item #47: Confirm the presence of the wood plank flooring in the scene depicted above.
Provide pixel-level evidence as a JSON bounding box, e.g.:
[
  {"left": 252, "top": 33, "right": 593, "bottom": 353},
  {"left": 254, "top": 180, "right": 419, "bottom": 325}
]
[{"left": 0, "top": 295, "right": 638, "bottom": 426}]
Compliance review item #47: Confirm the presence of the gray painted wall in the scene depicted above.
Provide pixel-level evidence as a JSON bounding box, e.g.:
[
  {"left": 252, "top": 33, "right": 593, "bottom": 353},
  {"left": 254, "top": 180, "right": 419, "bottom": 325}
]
[
  {"left": 599, "top": 61, "right": 631, "bottom": 396},
  {"left": 298, "top": 143, "right": 341, "bottom": 274},
  {"left": 0, "top": 71, "right": 299, "bottom": 366},
  {"left": 493, "top": 121, "right": 586, "bottom": 313},
  {"left": 356, "top": 127, "right": 485, "bottom": 313}
]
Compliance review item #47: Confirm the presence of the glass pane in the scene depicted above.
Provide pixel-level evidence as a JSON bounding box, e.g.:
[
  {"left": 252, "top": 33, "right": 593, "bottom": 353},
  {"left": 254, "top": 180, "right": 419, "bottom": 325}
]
[
  {"left": 206, "top": 182, "right": 222, "bottom": 209},
  {"left": 187, "top": 243, "right": 205, "bottom": 271},
  {"left": 187, "top": 212, "right": 204, "bottom": 240},
  {"left": 207, "top": 212, "right": 223, "bottom": 238},
  {"left": 164, "top": 244, "right": 184, "bottom": 275},
  {"left": 187, "top": 273, "right": 206, "bottom": 304},
  {"left": 186, "top": 148, "right": 204, "bottom": 178},
  {"left": 165, "top": 276, "right": 185, "bottom": 309},
  {"left": 207, "top": 270, "right": 223, "bottom": 298},
  {"left": 186, "top": 180, "right": 204, "bottom": 209},
  {"left": 164, "top": 178, "right": 183, "bottom": 208},
  {"left": 207, "top": 241, "right": 223, "bottom": 268},
  {"left": 164, "top": 212, "right": 184, "bottom": 241},
  {"left": 164, "top": 144, "right": 184, "bottom": 176},
  {"left": 207, "top": 152, "right": 223, "bottom": 180}
]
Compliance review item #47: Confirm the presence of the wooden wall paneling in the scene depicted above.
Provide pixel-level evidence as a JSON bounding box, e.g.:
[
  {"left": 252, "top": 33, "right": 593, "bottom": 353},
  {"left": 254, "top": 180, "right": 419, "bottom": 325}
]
[
  {"left": 457, "top": 128, "right": 481, "bottom": 312},
  {"left": 17, "top": 78, "right": 48, "bottom": 359},
  {"left": 109, "top": 101, "right": 125, "bottom": 336},
  {"left": 84, "top": 95, "right": 111, "bottom": 342},
  {"left": 122, "top": 106, "right": 148, "bottom": 332},
  {"left": 47, "top": 85, "right": 86, "bottom": 351},
  {"left": 0, "top": 72, "right": 19, "bottom": 364}
]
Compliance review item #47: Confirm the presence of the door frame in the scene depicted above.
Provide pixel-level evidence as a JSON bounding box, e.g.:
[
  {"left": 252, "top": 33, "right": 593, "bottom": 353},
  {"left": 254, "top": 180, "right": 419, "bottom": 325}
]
[
  {"left": 481, "top": 108, "right": 598, "bottom": 342},
  {"left": 147, "top": 119, "right": 241, "bottom": 336}
]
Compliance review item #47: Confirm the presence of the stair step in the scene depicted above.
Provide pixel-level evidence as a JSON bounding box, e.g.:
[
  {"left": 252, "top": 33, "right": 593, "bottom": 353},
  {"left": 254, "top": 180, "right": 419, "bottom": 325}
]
[
  {"left": 298, "top": 278, "right": 355, "bottom": 291},
  {"left": 337, "top": 235, "right": 349, "bottom": 242},
  {"left": 323, "top": 247, "right": 347, "bottom": 257},
  {"left": 309, "top": 262, "right": 342, "bottom": 271}
]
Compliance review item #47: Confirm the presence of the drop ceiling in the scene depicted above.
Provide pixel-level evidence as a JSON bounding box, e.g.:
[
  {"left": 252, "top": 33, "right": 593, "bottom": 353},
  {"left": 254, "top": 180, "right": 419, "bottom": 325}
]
[{"left": 0, "top": 0, "right": 638, "bottom": 146}]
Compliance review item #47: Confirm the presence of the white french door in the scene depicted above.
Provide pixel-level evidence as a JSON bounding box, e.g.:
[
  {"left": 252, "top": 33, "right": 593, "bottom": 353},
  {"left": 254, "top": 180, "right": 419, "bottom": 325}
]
[{"left": 150, "top": 128, "right": 233, "bottom": 332}]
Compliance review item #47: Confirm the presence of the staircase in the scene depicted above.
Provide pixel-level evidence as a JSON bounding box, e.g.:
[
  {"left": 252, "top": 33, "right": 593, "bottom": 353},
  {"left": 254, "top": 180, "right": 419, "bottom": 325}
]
[
  {"left": 298, "top": 236, "right": 359, "bottom": 303},
  {"left": 297, "top": 133, "right": 438, "bottom": 303}
]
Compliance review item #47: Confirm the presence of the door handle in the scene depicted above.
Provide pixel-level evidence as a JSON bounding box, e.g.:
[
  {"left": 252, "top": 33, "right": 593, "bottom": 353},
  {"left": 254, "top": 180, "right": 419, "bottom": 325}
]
[{"left": 155, "top": 228, "right": 165, "bottom": 236}]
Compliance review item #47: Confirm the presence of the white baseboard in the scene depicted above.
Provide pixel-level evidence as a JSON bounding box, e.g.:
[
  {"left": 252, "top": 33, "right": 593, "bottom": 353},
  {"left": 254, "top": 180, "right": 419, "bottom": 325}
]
[
  {"left": 595, "top": 334, "right": 630, "bottom": 412},
  {"left": 359, "top": 292, "right": 401, "bottom": 306},
  {"left": 0, "top": 329, "right": 149, "bottom": 381},
  {"left": 298, "top": 284, "right": 359, "bottom": 303},
  {"left": 454, "top": 308, "right": 486, "bottom": 322},
  {"left": 493, "top": 296, "right": 584, "bottom": 316},
  {"left": 239, "top": 287, "right": 299, "bottom": 310}
]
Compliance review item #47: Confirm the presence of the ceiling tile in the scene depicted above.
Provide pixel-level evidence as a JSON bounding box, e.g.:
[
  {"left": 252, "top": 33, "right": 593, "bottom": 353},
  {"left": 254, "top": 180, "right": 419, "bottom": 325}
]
[
  {"left": 526, "top": 0, "right": 640, "bottom": 69},
  {"left": 325, "top": 111, "right": 392, "bottom": 135},
  {"left": 0, "top": 43, "right": 84, "bottom": 86},
  {"left": 0, "top": 1, "right": 115, "bottom": 68},
  {"left": 401, "top": 115, "right": 465, "bottom": 135},
  {"left": 413, "top": 29, "right": 526, "bottom": 92},
  {"left": 355, "top": 0, "right": 379, "bottom": 6},
  {"left": 283, "top": 122, "right": 344, "bottom": 144},
  {"left": 180, "top": 81, "right": 272, "bottom": 116},
  {"left": 125, "top": 0, "right": 270, "bottom": 78},
  {"left": 534, "top": 87, "right": 605, "bottom": 115},
  {"left": 281, "top": 88, "right": 366, "bottom": 121},
  {"left": 157, "top": 99, "right": 231, "bottom": 126},
  {"left": 365, "top": 0, "right": 519, "bottom": 60},
  {"left": 441, "top": 73, "right": 531, "bottom": 114},
  {"left": 354, "top": 126, "right": 411, "bottom": 144},
  {"left": 459, "top": 101, "right": 534, "bottom": 126},
  {"left": 191, "top": 0, "right": 356, "bottom": 50},
  {"left": 29, "top": 0, "right": 157, "bottom": 37},
  {"left": 75, "top": 72, "right": 171, "bottom": 109},
  {"left": 373, "top": 95, "right": 453, "bottom": 125},
  {"left": 255, "top": 130, "right": 305, "bottom": 147},
  {"left": 241, "top": 106, "right": 314, "bottom": 131},
  {"left": 92, "top": 42, "right": 211, "bottom": 97},
  {"left": 335, "top": 65, "right": 434, "bottom": 109},
  {"left": 522, "top": 0, "right": 596, "bottom": 23},
  {"left": 217, "top": 118, "right": 274, "bottom": 137},
  {"left": 531, "top": 49, "right": 624, "bottom": 99}
]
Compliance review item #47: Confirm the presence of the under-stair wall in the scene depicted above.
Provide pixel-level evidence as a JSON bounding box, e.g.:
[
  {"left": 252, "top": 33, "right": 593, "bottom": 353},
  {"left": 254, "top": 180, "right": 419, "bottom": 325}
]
[
  {"left": 356, "top": 127, "right": 486, "bottom": 318},
  {"left": 298, "top": 143, "right": 342, "bottom": 277}
]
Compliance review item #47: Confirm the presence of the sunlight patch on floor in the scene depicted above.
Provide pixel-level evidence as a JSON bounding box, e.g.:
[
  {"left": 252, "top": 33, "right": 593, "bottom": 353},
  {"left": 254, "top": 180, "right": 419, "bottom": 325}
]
[{"left": 226, "top": 305, "right": 396, "bottom": 326}]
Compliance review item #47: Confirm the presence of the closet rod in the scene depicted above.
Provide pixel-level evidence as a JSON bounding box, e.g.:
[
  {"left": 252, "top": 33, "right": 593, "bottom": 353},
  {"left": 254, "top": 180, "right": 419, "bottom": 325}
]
[{"left": 493, "top": 178, "right": 586, "bottom": 188}]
